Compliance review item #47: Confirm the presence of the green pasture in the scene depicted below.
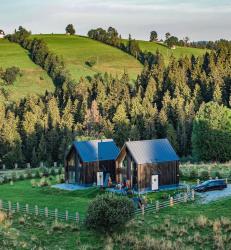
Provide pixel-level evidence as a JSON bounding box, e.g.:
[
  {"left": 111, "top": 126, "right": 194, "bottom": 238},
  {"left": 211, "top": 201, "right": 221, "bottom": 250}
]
[
  {"left": 0, "top": 39, "right": 54, "bottom": 101},
  {"left": 33, "top": 34, "right": 143, "bottom": 82}
]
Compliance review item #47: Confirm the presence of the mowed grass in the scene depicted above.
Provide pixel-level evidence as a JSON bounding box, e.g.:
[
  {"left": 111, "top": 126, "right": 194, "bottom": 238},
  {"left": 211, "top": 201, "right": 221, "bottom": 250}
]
[
  {"left": 138, "top": 40, "right": 207, "bottom": 64},
  {"left": 0, "top": 39, "right": 54, "bottom": 101},
  {"left": 33, "top": 34, "right": 143, "bottom": 81},
  {"left": 122, "top": 39, "right": 207, "bottom": 65},
  {"left": 0, "top": 179, "right": 103, "bottom": 216}
]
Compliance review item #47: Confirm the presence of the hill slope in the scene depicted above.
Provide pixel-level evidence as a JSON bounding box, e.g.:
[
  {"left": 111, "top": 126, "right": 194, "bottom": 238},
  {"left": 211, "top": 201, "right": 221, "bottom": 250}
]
[
  {"left": 33, "top": 34, "right": 143, "bottom": 81},
  {"left": 137, "top": 40, "right": 207, "bottom": 63},
  {"left": 0, "top": 39, "right": 54, "bottom": 101}
]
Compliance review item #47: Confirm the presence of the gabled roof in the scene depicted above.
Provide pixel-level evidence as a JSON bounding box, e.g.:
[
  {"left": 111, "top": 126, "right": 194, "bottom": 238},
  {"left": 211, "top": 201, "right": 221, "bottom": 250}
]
[
  {"left": 122, "top": 139, "right": 179, "bottom": 164},
  {"left": 73, "top": 139, "right": 120, "bottom": 163}
]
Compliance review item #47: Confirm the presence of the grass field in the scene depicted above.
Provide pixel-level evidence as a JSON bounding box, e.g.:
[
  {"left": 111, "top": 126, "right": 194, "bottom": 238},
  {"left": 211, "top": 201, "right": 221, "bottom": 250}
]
[
  {"left": 139, "top": 41, "right": 207, "bottom": 64},
  {"left": 0, "top": 39, "right": 54, "bottom": 101},
  {"left": 1, "top": 196, "right": 231, "bottom": 249},
  {"left": 33, "top": 34, "right": 143, "bottom": 82}
]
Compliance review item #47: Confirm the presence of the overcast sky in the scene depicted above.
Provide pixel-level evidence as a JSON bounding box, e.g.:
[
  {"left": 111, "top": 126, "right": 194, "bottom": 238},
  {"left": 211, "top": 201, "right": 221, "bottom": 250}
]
[{"left": 1, "top": 0, "right": 231, "bottom": 41}]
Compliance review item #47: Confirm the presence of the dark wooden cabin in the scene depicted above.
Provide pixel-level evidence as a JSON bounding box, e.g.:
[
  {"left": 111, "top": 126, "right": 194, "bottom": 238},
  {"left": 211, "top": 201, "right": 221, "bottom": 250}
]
[
  {"left": 65, "top": 139, "right": 120, "bottom": 185},
  {"left": 115, "top": 139, "right": 179, "bottom": 191}
]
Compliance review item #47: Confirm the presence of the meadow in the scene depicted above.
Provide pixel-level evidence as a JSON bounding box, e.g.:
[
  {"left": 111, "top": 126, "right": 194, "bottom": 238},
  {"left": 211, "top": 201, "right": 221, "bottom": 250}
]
[
  {"left": 33, "top": 34, "right": 143, "bottom": 82},
  {"left": 0, "top": 39, "right": 54, "bottom": 100},
  {"left": 1, "top": 197, "right": 231, "bottom": 249}
]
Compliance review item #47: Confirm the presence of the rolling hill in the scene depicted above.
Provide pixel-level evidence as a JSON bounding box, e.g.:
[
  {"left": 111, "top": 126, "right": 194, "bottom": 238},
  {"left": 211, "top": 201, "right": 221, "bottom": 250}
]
[
  {"left": 136, "top": 40, "right": 207, "bottom": 63},
  {"left": 33, "top": 34, "right": 143, "bottom": 82},
  {"left": 0, "top": 39, "right": 54, "bottom": 101}
]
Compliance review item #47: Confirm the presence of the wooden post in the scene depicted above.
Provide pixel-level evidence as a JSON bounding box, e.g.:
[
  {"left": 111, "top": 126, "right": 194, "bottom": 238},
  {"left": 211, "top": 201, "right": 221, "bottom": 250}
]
[
  {"left": 26, "top": 204, "right": 29, "bottom": 214},
  {"left": 14, "top": 163, "right": 18, "bottom": 169},
  {"left": 170, "top": 197, "right": 174, "bottom": 207},
  {"left": 16, "top": 202, "right": 20, "bottom": 212},
  {"left": 27, "top": 163, "right": 31, "bottom": 169},
  {"left": 40, "top": 162, "right": 44, "bottom": 168},
  {"left": 45, "top": 207, "right": 48, "bottom": 218},
  {"left": 54, "top": 162, "right": 57, "bottom": 167},
  {"left": 156, "top": 201, "right": 159, "bottom": 212},
  {"left": 225, "top": 178, "right": 228, "bottom": 185},
  {"left": 8, "top": 201, "right": 12, "bottom": 213},
  {"left": 76, "top": 212, "right": 79, "bottom": 223},
  {"left": 65, "top": 210, "right": 68, "bottom": 221},
  {"left": 197, "top": 179, "right": 200, "bottom": 185},
  {"left": 184, "top": 192, "right": 188, "bottom": 203},
  {"left": 141, "top": 205, "right": 145, "bottom": 216},
  {"left": 191, "top": 190, "right": 195, "bottom": 201},
  {"left": 2, "top": 164, "right": 6, "bottom": 170},
  {"left": 55, "top": 209, "right": 58, "bottom": 221},
  {"left": 35, "top": 205, "right": 38, "bottom": 216}
]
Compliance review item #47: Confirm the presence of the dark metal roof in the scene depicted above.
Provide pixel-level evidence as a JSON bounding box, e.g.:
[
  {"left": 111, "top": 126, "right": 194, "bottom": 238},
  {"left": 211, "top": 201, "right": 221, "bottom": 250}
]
[
  {"left": 125, "top": 139, "right": 179, "bottom": 164},
  {"left": 73, "top": 139, "right": 120, "bottom": 163}
]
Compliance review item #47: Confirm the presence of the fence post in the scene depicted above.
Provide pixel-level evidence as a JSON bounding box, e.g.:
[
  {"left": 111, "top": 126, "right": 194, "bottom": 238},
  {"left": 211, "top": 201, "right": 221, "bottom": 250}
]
[
  {"left": 2, "top": 164, "right": 6, "bottom": 170},
  {"left": 35, "top": 205, "right": 38, "bottom": 216},
  {"left": 27, "top": 163, "right": 31, "bottom": 169},
  {"left": 197, "top": 179, "right": 200, "bottom": 185},
  {"left": 26, "top": 204, "right": 29, "bottom": 214},
  {"left": 54, "top": 162, "right": 57, "bottom": 167},
  {"left": 65, "top": 210, "right": 69, "bottom": 221},
  {"left": 156, "top": 201, "right": 159, "bottom": 212},
  {"left": 45, "top": 207, "right": 48, "bottom": 218},
  {"left": 14, "top": 163, "right": 18, "bottom": 169},
  {"left": 40, "top": 162, "right": 44, "bottom": 168},
  {"left": 16, "top": 202, "right": 20, "bottom": 212},
  {"left": 170, "top": 197, "right": 174, "bottom": 207},
  {"left": 184, "top": 192, "right": 188, "bottom": 203},
  {"left": 8, "top": 201, "right": 12, "bottom": 213},
  {"left": 191, "top": 190, "right": 195, "bottom": 201},
  {"left": 141, "top": 205, "right": 145, "bottom": 216},
  {"left": 76, "top": 212, "right": 79, "bottom": 223},
  {"left": 0, "top": 200, "right": 2, "bottom": 210},
  {"left": 55, "top": 209, "right": 58, "bottom": 221}
]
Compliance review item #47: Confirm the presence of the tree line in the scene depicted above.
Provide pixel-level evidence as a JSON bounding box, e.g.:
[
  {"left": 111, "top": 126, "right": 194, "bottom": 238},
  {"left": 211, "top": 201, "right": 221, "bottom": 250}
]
[{"left": 1, "top": 27, "right": 230, "bottom": 167}]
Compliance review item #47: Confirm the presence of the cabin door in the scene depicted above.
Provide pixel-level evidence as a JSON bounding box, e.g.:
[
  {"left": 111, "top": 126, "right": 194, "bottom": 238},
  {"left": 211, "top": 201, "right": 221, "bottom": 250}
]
[
  {"left": 151, "top": 175, "right": 159, "bottom": 191},
  {"left": 97, "top": 172, "right": 104, "bottom": 186}
]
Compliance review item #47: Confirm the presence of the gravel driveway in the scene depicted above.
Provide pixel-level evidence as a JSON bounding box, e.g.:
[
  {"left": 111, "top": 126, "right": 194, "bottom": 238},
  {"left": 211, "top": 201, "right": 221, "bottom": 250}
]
[{"left": 196, "top": 184, "right": 231, "bottom": 204}]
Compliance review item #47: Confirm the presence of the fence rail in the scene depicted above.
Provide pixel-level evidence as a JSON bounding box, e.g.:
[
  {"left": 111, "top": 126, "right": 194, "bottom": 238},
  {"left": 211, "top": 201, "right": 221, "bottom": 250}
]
[
  {"left": 135, "top": 190, "right": 195, "bottom": 215},
  {"left": 0, "top": 200, "right": 82, "bottom": 224}
]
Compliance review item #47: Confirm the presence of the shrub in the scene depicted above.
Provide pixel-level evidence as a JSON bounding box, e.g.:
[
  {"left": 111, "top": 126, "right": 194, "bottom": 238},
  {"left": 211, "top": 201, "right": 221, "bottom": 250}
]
[
  {"left": 50, "top": 167, "right": 56, "bottom": 176},
  {"left": 85, "top": 59, "right": 96, "bottom": 67},
  {"left": 85, "top": 193, "right": 135, "bottom": 232},
  {"left": 3, "top": 66, "right": 21, "bottom": 85},
  {"left": 200, "top": 170, "right": 209, "bottom": 180},
  {"left": 10, "top": 172, "right": 17, "bottom": 181},
  {"left": 38, "top": 177, "right": 50, "bottom": 187},
  {"left": 35, "top": 170, "right": 40, "bottom": 178},
  {"left": 189, "top": 170, "right": 198, "bottom": 179}
]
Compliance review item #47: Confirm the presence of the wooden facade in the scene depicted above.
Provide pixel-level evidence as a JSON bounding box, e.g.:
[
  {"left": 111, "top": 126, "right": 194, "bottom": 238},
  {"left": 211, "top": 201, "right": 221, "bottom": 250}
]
[
  {"left": 115, "top": 145, "right": 179, "bottom": 191},
  {"left": 65, "top": 146, "right": 116, "bottom": 185}
]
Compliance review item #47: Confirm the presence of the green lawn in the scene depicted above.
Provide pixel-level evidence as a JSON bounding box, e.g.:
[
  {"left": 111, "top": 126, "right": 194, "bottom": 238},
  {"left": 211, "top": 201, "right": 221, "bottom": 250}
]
[
  {"left": 33, "top": 34, "right": 143, "bottom": 82},
  {"left": 0, "top": 179, "right": 103, "bottom": 216},
  {"left": 123, "top": 39, "right": 207, "bottom": 65},
  {"left": 2, "top": 196, "right": 231, "bottom": 249},
  {"left": 0, "top": 39, "right": 54, "bottom": 101}
]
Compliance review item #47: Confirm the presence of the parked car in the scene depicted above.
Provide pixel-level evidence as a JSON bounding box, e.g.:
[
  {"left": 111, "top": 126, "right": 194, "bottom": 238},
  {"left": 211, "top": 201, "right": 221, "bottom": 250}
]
[{"left": 194, "top": 179, "right": 227, "bottom": 192}]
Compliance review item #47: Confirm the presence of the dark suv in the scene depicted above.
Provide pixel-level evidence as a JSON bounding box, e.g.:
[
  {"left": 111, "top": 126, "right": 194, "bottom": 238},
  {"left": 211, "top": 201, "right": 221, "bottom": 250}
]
[{"left": 194, "top": 179, "right": 227, "bottom": 192}]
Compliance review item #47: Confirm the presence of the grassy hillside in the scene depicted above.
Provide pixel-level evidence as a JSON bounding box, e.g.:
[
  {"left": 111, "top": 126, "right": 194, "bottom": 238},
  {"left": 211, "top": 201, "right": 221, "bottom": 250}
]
[
  {"left": 0, "top": 39, "right": 54, "bottom": 101},
  {"left": 33, "top": 34, "right": 143, "bottom": 81},
  {"left": 137, "top": 40, "right": 207, "bottom": 64}
]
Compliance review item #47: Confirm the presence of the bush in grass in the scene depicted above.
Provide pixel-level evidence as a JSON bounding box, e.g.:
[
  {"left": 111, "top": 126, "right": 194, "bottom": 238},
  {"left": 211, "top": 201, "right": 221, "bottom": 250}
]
[
  {"left": 18, "top": 173, "right": 24, "bottom": 181},
  {"left": 50, "top": 167, "right": 56, "bottom": 176},
  {"left": 10, "top": 172, "right": 17, "bottom": 181},
  {"left": 38, "top": 177, "right": 50, "bottom": 187},
  {"left": 200, "top": 170, "right": 209, "bottom": 180},
  {"left": 85, "top": 193, "right": 135, "bottom": 232},
  {"left": 214, "top": 171, "right": 222, "bottom": 179},
  {"left": 31, "top": 179, "right": 37, "bottom": 188},
  {"left": 35, "top": 170, "right": 40, "bottom": 178},
  {"left": 189, "top": 170, "right": 198, "bottom": 179},
  {"left": 25, "top": 169, "right": 32, "bottom": 179}
]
